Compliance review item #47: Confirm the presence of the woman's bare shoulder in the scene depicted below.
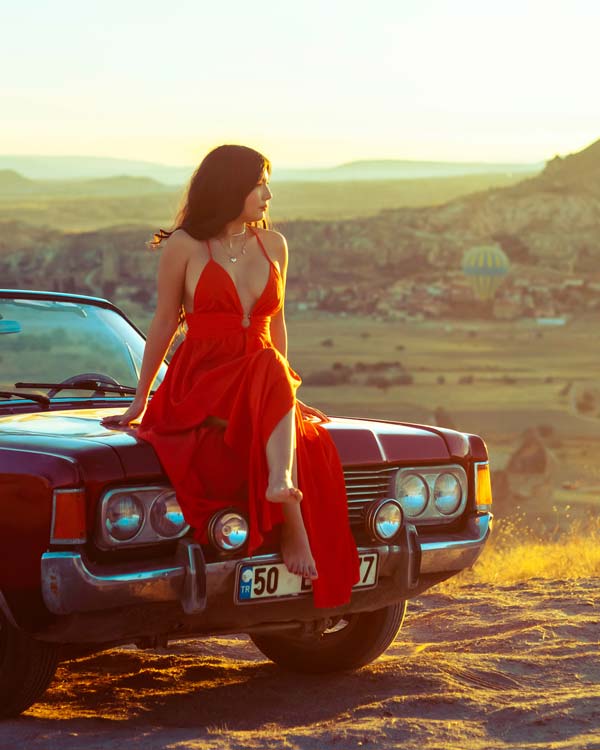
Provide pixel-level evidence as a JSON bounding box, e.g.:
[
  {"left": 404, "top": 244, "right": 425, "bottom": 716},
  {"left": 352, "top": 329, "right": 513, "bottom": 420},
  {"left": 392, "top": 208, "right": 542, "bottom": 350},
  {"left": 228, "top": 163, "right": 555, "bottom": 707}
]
[
  {"left": 255, "top": 227, "right": 286, "bottom": 243},
  {"left": 255, "top": 227, "right": 288, "bottom": 261},
  {"left": 168, "top": 227, "right": 204, "bottom": 248},
  {"left": 162, "top": 229, "right": 206, "bottom": 262}
]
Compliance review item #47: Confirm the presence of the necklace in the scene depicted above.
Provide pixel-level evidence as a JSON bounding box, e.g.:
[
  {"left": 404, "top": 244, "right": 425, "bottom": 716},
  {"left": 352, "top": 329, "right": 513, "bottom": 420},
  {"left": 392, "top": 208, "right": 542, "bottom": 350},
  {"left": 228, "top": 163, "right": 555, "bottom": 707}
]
[{"left": 219, "top": 227, "right": 248, "bottom": 263}]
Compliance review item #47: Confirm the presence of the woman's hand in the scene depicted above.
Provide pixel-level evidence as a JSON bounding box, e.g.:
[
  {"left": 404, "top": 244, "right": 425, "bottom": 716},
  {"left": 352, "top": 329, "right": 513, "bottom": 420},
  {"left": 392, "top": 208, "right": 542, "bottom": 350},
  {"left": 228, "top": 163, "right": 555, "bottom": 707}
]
[
  {"left": 297, "top": 399, "right": 329, "bottom": 423},
  {"left": 100, "top": 397, "right": 147, "bottom": 428}
]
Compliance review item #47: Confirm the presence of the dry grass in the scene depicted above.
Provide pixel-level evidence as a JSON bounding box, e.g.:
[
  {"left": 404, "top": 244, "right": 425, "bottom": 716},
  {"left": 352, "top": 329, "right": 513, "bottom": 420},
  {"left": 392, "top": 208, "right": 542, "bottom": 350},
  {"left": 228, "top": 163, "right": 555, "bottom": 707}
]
[{"left": 447, "top": 512, "right": 600, "bottom": 588}]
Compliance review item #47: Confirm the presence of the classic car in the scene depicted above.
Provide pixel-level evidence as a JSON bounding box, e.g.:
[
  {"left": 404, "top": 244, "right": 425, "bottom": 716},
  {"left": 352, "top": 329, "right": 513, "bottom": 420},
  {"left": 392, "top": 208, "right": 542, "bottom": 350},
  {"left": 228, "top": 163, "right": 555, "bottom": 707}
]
[{"left": 0, "top": 288, "right": 493, "bottom": 717}]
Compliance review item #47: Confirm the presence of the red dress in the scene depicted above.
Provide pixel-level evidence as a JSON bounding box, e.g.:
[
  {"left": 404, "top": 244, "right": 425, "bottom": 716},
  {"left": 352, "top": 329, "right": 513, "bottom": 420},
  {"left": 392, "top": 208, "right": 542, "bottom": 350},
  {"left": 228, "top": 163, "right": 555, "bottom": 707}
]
[{"left": 137, "top": 226, "right": 360, "bottom": 608}]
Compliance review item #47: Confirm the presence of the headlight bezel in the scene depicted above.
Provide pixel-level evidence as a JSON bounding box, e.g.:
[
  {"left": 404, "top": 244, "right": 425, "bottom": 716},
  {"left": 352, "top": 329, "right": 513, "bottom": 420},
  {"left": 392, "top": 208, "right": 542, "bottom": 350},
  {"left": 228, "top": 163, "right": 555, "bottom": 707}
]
[
  {"left": 97, "top": 485, "right": 190, "bottom": 549},
  {"left": 433, "top": 472, "right": 463, "bottom": 515},
  {"left": 394, "top": 472, "right": 430, "bottom": 518},
  {"left": 365, "top": 498, "right": 404, "bottom": 542},
  {"left": 149, "top": 489, "right": 188, "bottom": 537},
  {"left": 392, "top": 465, "right": 468, "bottom": 523},
  {"left": 207, "top": 509, "right": 249, "bottom": 552},
  {"left": 104, "top": 492, "right": 145, "bottom": 542}
]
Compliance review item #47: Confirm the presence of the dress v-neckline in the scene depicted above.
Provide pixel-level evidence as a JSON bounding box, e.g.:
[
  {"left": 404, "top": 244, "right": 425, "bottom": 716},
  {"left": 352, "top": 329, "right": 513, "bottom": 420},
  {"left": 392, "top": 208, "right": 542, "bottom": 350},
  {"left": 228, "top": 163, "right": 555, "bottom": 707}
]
[
  {"left": 190, "top": 230, "right": 281, "bottom": 319},
  {"left": 208, "top": 257, "right": 274, "bottom": 320}
]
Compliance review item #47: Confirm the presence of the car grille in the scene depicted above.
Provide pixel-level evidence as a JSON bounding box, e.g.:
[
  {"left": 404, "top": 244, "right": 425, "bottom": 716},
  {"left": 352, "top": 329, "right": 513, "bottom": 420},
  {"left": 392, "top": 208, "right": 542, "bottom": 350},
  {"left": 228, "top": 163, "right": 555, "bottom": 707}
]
[{"left": 344, "top": 465, "right": 396, "bottom": 524}]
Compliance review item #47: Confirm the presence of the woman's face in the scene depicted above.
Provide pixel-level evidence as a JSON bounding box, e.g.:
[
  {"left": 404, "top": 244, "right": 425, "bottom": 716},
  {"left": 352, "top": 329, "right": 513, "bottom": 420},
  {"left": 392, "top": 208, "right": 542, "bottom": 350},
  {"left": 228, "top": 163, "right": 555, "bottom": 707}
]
[{"left": 242, "top": 168, "right": 272, "bottom": 222}]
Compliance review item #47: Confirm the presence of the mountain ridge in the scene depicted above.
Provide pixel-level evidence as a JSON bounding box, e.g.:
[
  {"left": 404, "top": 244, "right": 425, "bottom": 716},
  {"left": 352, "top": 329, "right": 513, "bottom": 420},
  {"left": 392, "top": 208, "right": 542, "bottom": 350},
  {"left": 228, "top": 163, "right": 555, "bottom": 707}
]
[
  {"left": 0, "top": 154, "right": 542, "bottom": 183},
  {"left": 0, "top": 170, "right": 170, "bottom": 197}
]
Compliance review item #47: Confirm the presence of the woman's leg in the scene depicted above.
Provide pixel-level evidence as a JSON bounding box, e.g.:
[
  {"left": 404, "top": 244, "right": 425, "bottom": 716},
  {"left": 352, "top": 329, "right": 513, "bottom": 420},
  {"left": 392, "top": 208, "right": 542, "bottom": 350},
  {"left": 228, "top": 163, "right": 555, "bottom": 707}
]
[
  {"left": 265, "top": 407, "right": 302, "bottom": 503},
  {"left": 206, "top": 390, "right": 317, "bottom": 579},
  {"left": 266, "top": 407, "right": 317, "bottom": 580}
]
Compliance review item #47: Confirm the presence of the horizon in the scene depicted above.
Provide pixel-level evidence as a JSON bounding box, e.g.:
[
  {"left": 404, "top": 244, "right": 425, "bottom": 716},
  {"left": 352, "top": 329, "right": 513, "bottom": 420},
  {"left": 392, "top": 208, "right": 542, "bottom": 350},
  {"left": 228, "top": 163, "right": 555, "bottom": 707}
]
[
  {"left": 2, "top": 1, "right": 600, "bottom": 167},
  {"left": 0, "top": 151, "right": 549, "bottom": 172}
]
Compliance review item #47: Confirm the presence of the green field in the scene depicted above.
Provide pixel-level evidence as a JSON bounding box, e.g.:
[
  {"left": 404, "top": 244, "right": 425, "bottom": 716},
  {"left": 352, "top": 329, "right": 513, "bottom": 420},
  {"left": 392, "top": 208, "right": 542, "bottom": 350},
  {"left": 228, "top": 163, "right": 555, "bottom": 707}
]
[
  {"left": 285, "top": 315, "right": 598, "bottom": 429},
  {"left": 124, "top": 311, "right": 600, "bottom": 445},
  {"left": 0, "top": 172, "right": 530, "bottom": 231},
  {"left": 129, "top": 309, "right": 600, "bottom": 509},
  {"left": 281, "top": 313, "right": 600, "bottom": 527}
]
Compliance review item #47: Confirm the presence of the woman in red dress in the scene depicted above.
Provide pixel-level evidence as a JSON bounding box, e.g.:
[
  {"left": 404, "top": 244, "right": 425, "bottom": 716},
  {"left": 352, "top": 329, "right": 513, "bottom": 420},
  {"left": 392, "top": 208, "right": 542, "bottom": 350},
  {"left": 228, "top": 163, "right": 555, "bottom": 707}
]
[{"left": 101, "top": 145, "right": 359, "bottom": 608}]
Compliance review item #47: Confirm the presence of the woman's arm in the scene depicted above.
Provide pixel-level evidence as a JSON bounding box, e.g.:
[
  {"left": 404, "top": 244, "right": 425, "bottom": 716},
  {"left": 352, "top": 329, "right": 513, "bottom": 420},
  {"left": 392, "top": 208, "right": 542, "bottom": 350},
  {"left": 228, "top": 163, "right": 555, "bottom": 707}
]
[
  {"left": 101, "top": 232, "right": 188, "bottom": 425},
  {"left": 269, "top": 232, "right": 289, "bottom": 358},
  {"left": 270, "top": 307, "right": 288, "bottom": 359},
  {"left": 135, "top": 234, "right": 188, "bottom": 399},
  {"left": 267, "top": 231, "right": 328, "bottom": 422}
]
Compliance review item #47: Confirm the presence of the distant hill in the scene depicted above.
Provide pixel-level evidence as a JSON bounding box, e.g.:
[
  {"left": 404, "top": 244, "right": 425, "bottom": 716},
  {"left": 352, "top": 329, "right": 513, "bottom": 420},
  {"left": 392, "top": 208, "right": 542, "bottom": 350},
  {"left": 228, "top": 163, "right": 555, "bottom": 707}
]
[
  {"left": 531, "top": 138, "right": 600, "bottom": 193},
  {"left": 0, "top": 172, "right": 535, "bottom": 232},
  {"left": 0, "top": 154, "right": 542, "bottom": 184},
  {"left": 0, "top": 169, "right": 36, "bottom": 194},
  {"left": 2, "top": 138, "right": 598, "bottom": 298},
  {"left": 278, "top": 159, "right": 542, "bottom": 182},
  {"left": 0, "top": 171, "right": 171, "bottom": 197},
  {"left": 366, "top": 137, "right": 600, "bottom": 273},
  {"left": 0, "top": 156, "right": 191, "bottom": 185},
  {"left": 1, "top": 138, "right": 599, "bottom": 324},
  {"left": 73, "top": 175, "right": 167, "bottom": 195}
]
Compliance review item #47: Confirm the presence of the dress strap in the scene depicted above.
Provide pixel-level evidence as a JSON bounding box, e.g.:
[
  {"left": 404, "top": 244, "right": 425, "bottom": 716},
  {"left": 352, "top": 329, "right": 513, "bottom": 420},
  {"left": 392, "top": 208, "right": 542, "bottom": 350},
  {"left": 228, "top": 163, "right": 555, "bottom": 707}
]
[{"left": 248, "top": 226, "right": 276, "bottom": 269}]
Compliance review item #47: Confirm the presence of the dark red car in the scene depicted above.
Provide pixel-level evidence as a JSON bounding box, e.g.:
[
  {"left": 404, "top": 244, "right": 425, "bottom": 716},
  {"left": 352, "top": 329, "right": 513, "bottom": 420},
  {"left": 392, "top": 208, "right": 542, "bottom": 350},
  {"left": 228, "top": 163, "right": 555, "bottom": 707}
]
[{"left": 0, "top": 289, "right": 493, "bottom": 717}]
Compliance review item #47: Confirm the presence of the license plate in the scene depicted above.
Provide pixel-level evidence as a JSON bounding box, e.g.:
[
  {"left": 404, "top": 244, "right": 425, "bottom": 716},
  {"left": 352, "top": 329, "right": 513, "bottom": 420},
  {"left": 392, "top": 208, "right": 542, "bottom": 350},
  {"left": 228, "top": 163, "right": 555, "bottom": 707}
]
[{"left": 236, "top": 553, "right": 378, "bottom": 603}]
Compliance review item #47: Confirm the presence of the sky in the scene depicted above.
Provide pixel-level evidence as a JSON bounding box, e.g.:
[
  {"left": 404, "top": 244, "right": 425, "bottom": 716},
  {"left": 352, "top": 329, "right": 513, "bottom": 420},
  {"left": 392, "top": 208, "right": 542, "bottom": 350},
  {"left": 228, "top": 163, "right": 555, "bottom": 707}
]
[{"left": 1, "top": 0, "right": 599, "bottom": 168}]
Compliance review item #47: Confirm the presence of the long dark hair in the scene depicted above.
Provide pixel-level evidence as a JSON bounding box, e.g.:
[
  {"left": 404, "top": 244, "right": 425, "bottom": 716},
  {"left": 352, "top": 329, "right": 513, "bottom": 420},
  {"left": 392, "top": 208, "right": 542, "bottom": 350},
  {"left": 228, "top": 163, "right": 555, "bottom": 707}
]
[{"left": 150, "top": 144, "right": 272, "bottom": 247}]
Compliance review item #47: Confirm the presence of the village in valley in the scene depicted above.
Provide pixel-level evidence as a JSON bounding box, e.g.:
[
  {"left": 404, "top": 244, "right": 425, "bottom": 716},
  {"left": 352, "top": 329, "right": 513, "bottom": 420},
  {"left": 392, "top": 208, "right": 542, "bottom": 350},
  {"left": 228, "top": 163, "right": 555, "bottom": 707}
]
[
  {"left": 286, "top": 269, "right": 599, "bottom": 323},
  {"left": 2, "top": 138, "right": 599, "bottom": 330},
  {"left": 2, "top": 226, "right": 598, "bottom": 328}
]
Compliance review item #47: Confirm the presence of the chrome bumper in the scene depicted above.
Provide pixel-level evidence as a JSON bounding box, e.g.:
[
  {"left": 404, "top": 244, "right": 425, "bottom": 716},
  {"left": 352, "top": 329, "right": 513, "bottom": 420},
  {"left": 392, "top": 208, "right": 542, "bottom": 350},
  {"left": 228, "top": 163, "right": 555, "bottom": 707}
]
[
  {"left": 41, "top": 540, "right": 207, "bottom": 616},
  {"left": 40, "top": 513, "right": 492, "bottom": 617},
  {"left": 419, "top": 512, "right": 492, "bottom": 574}
]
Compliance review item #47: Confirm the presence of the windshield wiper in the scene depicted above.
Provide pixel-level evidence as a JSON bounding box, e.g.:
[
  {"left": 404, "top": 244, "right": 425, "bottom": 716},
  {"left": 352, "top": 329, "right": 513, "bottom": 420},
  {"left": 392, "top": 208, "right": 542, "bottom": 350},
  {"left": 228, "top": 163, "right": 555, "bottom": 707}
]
[
  {"left": 0, "top": 390, "right": 51, "bottom": 408},
  {"left": 15, "top": 380, "right": 138, "bottom": 396}
]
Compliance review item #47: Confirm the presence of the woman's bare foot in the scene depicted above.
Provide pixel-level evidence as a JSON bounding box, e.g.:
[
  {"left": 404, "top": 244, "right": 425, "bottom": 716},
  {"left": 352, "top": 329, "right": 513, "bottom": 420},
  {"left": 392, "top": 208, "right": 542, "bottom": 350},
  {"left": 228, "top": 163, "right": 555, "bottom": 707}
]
[
  {"left": 266, "top": 474, "right": 303, "bottom": 504},
  {"left": 281, "top": 505, "right": 318, "bottom": 580}
]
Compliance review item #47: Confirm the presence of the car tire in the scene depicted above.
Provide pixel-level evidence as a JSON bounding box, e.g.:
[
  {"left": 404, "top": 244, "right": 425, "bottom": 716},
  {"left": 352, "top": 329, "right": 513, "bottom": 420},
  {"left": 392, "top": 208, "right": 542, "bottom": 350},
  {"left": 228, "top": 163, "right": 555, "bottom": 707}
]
[
  {"left": 250, "top": 601, "right": 407, "bottom": 674},
  {"left": 0, "top": 610, "right": 59, "bottom": 718}
]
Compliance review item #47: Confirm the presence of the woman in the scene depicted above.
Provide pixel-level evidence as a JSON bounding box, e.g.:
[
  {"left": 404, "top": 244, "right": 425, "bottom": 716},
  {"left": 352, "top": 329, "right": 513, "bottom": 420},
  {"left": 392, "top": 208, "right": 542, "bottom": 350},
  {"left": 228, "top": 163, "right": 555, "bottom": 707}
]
[{"left": 101, "top": 144, "right": 359, "bottom": 608}]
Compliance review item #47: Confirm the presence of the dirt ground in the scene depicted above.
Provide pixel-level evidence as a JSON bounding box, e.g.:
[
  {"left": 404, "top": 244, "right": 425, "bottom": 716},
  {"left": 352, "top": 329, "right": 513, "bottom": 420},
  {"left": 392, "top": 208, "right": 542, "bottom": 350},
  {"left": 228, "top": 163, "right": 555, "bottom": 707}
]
[{"left": 1, "top": 577, "right": 598, "bottom": 750}]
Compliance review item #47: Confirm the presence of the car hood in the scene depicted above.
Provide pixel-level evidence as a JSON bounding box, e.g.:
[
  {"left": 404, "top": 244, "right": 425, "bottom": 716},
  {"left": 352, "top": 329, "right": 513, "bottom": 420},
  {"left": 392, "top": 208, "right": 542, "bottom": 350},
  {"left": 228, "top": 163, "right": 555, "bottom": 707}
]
[
  {"left": 0, "top": 407, "right": 162, "bottom": 478},
  {"left": 0, "top": 407, "right": 472, "bottom": 473}
]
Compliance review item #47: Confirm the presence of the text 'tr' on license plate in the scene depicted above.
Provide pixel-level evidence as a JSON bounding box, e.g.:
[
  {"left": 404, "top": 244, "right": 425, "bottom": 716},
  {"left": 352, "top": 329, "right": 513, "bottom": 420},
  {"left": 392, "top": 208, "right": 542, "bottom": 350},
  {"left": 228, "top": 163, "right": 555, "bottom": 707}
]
[{"left": 236, "top": 553, "right": 379, "bottom": 603}]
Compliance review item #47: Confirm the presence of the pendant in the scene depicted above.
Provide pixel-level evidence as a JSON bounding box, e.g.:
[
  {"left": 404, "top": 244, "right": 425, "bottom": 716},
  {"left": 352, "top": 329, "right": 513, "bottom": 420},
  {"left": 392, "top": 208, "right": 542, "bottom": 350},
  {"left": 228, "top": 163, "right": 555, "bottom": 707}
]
[{"left": 229, "top": 256, "right": 238, "bottom": 263}]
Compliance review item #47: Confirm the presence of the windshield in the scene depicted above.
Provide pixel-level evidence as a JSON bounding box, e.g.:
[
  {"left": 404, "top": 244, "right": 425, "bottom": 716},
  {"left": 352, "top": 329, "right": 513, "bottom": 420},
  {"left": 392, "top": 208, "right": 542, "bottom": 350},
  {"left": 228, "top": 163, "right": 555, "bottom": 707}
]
[{"left": 0, "top": 296, "right": 166, "bottom": 401}]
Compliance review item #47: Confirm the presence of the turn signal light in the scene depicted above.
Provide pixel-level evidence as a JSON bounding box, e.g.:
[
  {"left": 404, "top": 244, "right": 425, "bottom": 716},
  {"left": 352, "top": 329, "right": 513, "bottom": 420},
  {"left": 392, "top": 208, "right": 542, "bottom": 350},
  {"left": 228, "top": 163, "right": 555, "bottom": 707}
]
[
  {"left": 475, "top": 463, "right": 493, "bottom": 511},
  {"left": 51, "top": 488, "right": 87, "bottom": 543}
]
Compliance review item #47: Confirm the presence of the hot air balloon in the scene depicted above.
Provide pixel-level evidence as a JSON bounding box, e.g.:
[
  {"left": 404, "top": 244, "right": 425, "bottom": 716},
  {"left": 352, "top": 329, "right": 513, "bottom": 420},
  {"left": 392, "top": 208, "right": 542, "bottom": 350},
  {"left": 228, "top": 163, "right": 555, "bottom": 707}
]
[{"left": 462, "top": 244, "right": 510, "bottom": 301}]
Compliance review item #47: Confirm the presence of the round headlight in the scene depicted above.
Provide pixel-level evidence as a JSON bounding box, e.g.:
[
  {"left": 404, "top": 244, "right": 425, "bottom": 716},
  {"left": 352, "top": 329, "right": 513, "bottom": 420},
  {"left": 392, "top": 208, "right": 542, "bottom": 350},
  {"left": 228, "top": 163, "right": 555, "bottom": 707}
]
[
  {"left": 367, "top": 499, "right": 403, "bottom": 541},
  {"left": 208, "top": 510, "right": 248, "bottom": 551},
  {"left": 433, "top": 473, "right": 462, "bottom": 515},
  {"left": 150, "top": 490, "right": 188, "bottom": 537},
  {"left": 105, "top": 494, "right": 144, "bottom": 541},
  {"left": 395, "top": 472, "right": 429, "bottom": 517}
]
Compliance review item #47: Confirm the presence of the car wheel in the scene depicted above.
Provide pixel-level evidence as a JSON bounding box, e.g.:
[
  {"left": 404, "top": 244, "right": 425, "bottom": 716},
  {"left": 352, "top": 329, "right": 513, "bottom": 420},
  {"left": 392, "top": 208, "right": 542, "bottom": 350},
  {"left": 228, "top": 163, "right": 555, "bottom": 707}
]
[
  {"left": 250, "top": 601, "right": 407, "bottom": 674},
  {"left": 0, "top": 610, "right": 59, "bottom": 718}
]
